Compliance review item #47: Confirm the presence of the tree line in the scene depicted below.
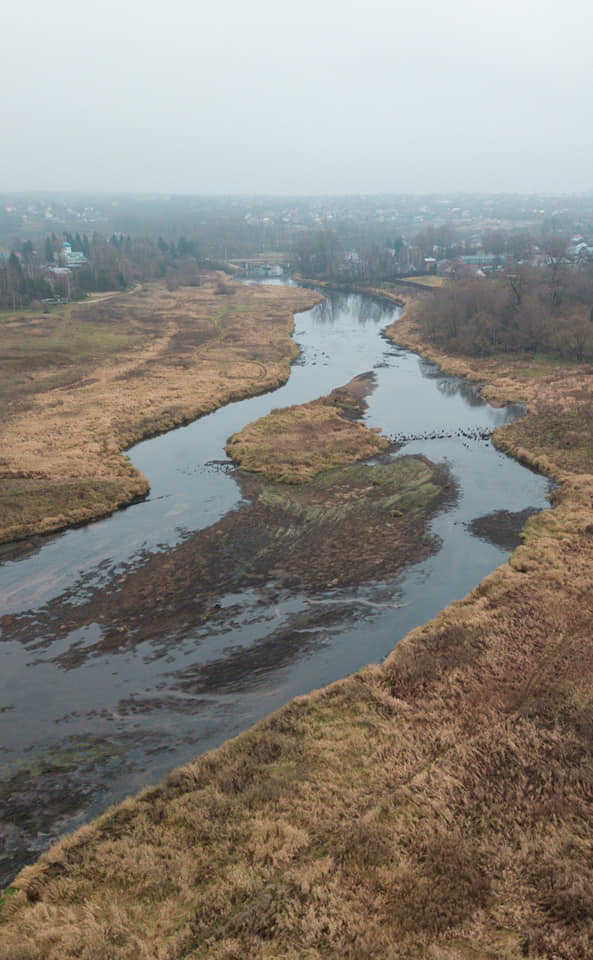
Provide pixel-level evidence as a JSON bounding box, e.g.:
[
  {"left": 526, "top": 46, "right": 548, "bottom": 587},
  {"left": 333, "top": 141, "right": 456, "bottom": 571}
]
[
  {"left": 0, "top": 232, "right": 204, "bottom": 309},
  {"left": 417, "top": 265, "right": 593, "bottom": 361}
]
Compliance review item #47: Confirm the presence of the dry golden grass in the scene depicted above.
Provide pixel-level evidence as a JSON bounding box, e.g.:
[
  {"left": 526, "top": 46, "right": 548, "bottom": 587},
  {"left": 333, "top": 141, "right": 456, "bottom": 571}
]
[
  {"left": 225, "top": 374, "right": 389, "bottom": 482},
  {"left": 400, "top": 275, "right": 448, "bottom": 287},
  {"left": 5, "top": 296, "right": 593, "bottom": 958},
  {"left": 0, "top": 277, "right": 321, "bottom": 543}
]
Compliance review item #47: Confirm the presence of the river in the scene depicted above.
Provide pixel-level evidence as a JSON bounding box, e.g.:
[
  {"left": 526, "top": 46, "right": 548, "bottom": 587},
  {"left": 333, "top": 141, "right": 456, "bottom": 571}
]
[{"left": 0, "top": 287, "right": 551, "bottom": 884}]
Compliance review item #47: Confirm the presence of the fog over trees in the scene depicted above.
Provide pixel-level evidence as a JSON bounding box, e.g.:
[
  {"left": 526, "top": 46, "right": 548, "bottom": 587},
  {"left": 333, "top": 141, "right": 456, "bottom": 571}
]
[{"left": 2, "top": 191, "right": 593, "bottom": 364}]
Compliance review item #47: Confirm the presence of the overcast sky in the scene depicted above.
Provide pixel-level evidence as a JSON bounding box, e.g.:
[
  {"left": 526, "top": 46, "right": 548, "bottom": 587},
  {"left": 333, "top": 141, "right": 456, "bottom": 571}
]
[{"left": 2, "top": 0, "right": 592, "bottom": 195}]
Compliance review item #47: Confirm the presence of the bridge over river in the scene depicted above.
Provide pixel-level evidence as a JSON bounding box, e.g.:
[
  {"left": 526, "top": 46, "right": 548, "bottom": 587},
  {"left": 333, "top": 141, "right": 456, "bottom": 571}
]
[{"left": 227, "top": 253, "right": 291, "bottom": 275}]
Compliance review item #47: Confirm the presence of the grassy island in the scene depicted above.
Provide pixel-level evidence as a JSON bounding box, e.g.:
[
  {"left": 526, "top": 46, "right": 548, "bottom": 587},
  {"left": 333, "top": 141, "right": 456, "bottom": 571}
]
[{"left": 225, "top": 373, "right": 389, "bottom": 482}]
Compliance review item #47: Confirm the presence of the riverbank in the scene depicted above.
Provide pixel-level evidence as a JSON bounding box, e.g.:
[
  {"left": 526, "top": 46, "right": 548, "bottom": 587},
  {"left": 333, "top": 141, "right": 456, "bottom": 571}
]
[
  {"left": 0, "top": 277, "right": 321, "bottom": 545},
  {"left": 385, "top": 289, "right": 593, "bottom": 478},
  {"left": 0, "top": 361, "right": 456, "bottom": 883},
  {"left": 3, "top": 291, "right": 592, "bottom": 958}
]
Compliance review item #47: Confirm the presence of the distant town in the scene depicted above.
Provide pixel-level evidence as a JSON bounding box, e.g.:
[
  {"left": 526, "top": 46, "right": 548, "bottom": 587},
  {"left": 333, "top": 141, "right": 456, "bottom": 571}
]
[{"left": 1, "top": 192, "right": 593, "bottom": 308}]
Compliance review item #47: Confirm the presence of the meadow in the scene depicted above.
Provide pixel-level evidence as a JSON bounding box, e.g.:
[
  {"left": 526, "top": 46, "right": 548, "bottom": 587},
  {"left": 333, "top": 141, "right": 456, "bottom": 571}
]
[{"left": 0, "top": 277, "right": 320, "bottom": 543}]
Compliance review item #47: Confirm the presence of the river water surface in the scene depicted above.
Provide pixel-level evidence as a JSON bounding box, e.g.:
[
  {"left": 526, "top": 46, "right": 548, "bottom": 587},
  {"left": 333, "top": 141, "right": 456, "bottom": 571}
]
[{"left": 0, "top": 289, "right": 551, "bottom": 883}]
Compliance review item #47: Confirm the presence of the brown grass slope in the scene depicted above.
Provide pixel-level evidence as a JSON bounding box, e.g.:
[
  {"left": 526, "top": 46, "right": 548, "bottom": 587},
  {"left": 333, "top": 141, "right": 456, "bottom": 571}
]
[
  {"left": 4, "top": 295, "right": 593, "bottom": 958},
  {"left": 0, "top": 277, "right": 321, "bottom": 544}
]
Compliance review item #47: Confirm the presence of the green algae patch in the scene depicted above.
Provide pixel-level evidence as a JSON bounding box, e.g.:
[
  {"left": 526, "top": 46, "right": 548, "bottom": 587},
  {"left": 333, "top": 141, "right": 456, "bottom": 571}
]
[
  {"left": 231, "top": 455, "right": 451, "bottom": 589},
  {"left": 226, "top": 373, "right": 389, "bottom": 483},
  {"left": 0, "top": 888, "right": 14, "bottom": 916}
]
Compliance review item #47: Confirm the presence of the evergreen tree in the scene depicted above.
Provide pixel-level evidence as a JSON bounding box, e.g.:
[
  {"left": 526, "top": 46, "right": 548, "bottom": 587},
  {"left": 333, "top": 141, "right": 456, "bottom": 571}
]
[{"left": 177, "top": 236, "right": 196, "bottom": 257}]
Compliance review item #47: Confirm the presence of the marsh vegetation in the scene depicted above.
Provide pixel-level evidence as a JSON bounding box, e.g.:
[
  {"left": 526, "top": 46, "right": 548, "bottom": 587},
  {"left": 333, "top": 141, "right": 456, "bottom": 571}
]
[
  {"left": 3, "top": 285, "right": 583, "bottom": 959},
  {"left": 0, "top": 277, "right": 320, "bottom": 543}
]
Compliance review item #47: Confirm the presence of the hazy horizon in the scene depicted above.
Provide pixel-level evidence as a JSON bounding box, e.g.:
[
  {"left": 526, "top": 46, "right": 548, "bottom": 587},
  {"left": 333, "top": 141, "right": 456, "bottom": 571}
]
[{"left": 2, "top": 0, "right": 592, "bottom": 196}]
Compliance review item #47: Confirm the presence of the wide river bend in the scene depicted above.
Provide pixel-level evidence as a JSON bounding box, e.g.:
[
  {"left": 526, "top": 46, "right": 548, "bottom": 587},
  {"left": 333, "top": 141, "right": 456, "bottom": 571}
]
[{"left": 0, "top": 288, "right": 551, "bottom": 884}]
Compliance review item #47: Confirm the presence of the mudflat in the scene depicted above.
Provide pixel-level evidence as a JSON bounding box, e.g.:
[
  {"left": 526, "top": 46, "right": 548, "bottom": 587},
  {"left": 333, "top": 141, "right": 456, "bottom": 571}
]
[
  {"left": 0, "top": 455, "right": 453, "bottom": 659},
  {"left": 0, "top": 277, "right": 321, "bottom": 544}
]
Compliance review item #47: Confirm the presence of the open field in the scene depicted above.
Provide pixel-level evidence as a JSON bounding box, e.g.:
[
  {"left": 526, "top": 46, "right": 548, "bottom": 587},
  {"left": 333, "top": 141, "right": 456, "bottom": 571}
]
[
  {"left": 4, "top": 290, "right": 593, "bottom": 957},
  {"left": 0, "top": 277, "right": 321, "bottom": 544},
  {"left": 392, "top": 275, "right": 448, "bottom": 287},
  {"left": 226, "top": 373, "right": 389, "bottom": 482}
]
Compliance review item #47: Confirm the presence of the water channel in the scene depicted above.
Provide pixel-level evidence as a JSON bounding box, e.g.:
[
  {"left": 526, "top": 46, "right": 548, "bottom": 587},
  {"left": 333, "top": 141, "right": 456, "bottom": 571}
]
[{"left": 0, "top": 288, "right": 552, "bottom": 884}]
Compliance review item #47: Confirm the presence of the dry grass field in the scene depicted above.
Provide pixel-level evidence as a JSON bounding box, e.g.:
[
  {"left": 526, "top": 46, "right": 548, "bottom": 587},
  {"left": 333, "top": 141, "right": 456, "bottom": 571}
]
[
  {"left": 0, "top": 277, "right": 321, "bottom": 544},
  {"left": 4, "top": 290, "right": 593, "bottom": 958},
  {"left": 394, "top": 275, "right": 448, "bottom": 288}
]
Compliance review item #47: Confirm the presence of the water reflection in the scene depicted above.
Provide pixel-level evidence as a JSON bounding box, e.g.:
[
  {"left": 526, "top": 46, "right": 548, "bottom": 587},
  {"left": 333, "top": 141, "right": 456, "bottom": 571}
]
[
  {"left": 418, "top": 360, "right": 482, "bottom": 407},
  {"left": 308, "top": 293, "right": 391, "bottom": 327}
]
